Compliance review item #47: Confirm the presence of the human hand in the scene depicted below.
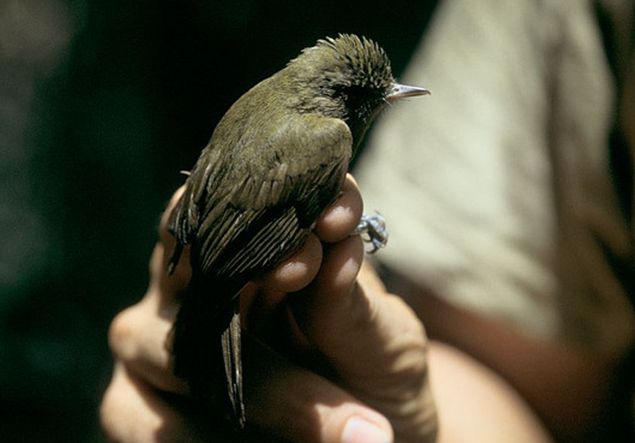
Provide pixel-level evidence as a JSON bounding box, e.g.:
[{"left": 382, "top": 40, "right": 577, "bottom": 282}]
[{"left": 100, "top": 174, "right": 437, "bottom": 443}]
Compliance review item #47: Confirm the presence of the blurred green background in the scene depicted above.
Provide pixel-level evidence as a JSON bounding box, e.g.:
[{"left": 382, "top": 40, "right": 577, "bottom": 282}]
[{"left": 0, "top": 0, "right": 437, "bottom": 441}]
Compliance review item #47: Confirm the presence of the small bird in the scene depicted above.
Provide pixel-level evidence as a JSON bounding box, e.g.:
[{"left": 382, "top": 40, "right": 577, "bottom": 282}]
[{"left": 168, "top": 34, "right": 429, "bottom": 428}]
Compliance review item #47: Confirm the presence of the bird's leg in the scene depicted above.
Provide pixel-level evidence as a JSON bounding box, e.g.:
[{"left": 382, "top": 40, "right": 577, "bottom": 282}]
[{"left": 352, "top": 212, "right": 388, "bottom": 254}]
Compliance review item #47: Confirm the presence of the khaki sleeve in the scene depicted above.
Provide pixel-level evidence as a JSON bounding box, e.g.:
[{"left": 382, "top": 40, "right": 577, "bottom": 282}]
[{"left": 356, "top": 0, "right": 635, "bottom": 354}]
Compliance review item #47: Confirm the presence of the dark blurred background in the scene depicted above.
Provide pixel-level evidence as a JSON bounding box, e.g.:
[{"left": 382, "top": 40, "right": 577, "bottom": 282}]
[{"left": 0, "top": 0, "right": 438, "bottom": 441}]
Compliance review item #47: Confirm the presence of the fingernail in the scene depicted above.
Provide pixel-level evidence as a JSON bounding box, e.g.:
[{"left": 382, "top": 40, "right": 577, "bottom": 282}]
[{"left": 341, "top": 416, "right": 392, "bottom": 443}]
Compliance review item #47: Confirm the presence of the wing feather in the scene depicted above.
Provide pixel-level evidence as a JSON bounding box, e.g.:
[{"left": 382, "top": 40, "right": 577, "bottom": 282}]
[
  {"left": 169, "top": 113, "right": 352, "bottom": 429},
  {"left": 171, "top": 115, "right": 353, "bottom": 286}
]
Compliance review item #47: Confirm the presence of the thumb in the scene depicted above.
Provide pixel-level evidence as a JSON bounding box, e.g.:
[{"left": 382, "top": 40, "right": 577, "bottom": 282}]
[
  {"left": 289, "top": 236, "right": 436, "bottom": 442},
  {"left": 243, "top": 335, "right": 394, "bottom": 443}
]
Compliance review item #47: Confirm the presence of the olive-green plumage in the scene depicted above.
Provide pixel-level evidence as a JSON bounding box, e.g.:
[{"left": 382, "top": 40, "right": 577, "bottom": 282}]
[{"left": 168, "top": 34, "right": 428, "bottom": 428}]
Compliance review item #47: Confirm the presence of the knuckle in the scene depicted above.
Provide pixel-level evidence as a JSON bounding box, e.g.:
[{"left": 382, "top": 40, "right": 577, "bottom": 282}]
[
  {"left": 108, "top": 306, "right": 140, "bottom": 358},
  {"left": 99, "top": 375, "right": 124, "bottom": 441},
  {"left": 99, "top": 391, "right": 116, "bottom": 438}
]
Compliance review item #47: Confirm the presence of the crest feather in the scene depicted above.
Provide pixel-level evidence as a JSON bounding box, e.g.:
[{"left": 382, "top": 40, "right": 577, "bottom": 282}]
[{"left": 289, "top": 34, "right": 393, "bottom": 90}]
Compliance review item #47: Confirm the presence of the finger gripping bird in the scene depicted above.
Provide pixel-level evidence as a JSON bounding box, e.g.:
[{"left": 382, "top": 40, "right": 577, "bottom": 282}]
[{"left": 168, "top": 34, "right": 428, "bottom": 428}]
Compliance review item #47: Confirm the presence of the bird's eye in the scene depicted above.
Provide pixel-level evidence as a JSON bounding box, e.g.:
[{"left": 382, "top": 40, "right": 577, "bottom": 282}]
[{"left": 339, "top": 85, "right": 382, "bottom": 108}]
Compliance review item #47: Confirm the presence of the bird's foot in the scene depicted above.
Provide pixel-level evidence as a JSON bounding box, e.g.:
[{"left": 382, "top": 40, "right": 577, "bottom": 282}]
[{"left": 352, "top": 212, "right": 388, "bottom": 254}]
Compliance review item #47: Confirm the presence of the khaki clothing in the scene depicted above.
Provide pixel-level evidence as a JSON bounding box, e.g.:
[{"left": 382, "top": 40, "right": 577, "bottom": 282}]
[{"left": 356, "top": 0, "right": 635, "bottom": 354}]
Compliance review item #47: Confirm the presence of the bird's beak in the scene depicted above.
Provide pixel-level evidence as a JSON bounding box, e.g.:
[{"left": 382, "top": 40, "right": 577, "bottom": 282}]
[{"left": 387, "top": 83, "right": 430, "bottom": 102}]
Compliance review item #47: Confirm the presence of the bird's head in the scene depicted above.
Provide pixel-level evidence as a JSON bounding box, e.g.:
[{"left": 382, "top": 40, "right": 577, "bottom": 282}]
[{"left": 286, "top": 34, "right": 429, "bottom": 143}]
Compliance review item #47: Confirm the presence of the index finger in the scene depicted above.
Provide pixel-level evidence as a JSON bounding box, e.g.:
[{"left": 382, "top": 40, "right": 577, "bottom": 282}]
[
  {"left": 258, "top": 173, "right": 364, "bottom": 292},
  {"left": 155, "top": 186, "right": 191, "bottom": 299},
  {"left": 314, "top": 174, "right": 363, "bottom": 243}
]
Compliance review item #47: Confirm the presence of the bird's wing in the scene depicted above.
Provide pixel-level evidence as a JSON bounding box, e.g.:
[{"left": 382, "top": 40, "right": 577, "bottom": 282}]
[
  {"left": 168, "top": 115, "right": 351, "bottom": 429},
  {"left": 177, "top": 115, "right": 353, "bottom": 280}
]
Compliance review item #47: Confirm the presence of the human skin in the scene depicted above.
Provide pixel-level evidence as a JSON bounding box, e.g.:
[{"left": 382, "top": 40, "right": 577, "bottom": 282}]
[
  {"left": 391, "top": 272, "right": 623, "bottom": 442},
  {"left": 100, "top": 175, "right": 551, "bottom": 443}
]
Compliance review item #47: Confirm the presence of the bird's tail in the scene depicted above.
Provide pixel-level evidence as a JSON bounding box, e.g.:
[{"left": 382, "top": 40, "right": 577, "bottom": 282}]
[
  {"left": 221, "top": 308, "right": 245, "bottom": 428},
  {"left": 171, "top": 275, "right": 246, "bottom": 428}
]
